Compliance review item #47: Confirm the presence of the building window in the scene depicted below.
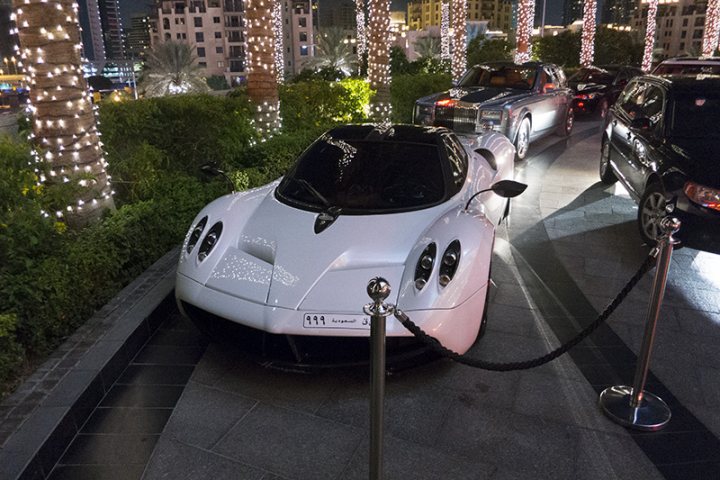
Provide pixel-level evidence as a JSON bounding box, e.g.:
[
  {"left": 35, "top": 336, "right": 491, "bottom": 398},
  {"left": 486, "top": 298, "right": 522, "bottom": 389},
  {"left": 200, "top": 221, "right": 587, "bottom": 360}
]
[
  {"left": 163, "top": 18, "right": 170, "bottom": 29},
  {"left": 693, "top": 29, "right": 703, "bottom": 39},
  {"left": 196, "top": 32, "right": 204, "bottom": 42},
  {"left": 683, "top": 18, "right": 688, "bottom": 27},
  {"left": 176, "top": 33, "right": 182, "bottom": 39},
  {"left": 199, "top": 61, "right": 207, "bottom": 67},
  {"left": 299, "top": 32, "right": 307, "bottom": 42},
  {"left": 299, "top": 17, "right": 307, "bottom": 27},
  {"left": 215, "top": 31, "right": 222, "bottom": 39},
  {"left": 197, "top": 47, "right": 206, "bottom": 57},
  {"left": 216, "top": 46, "right": 224, "bottom": 53},
  {"left": 679, "top": 42, "right": 685, "bottom": 50},
  {"left": 300, "top": 45, "right": 308, "bottom": 56},
  {"left": 175, "top": 17, "right": 185, "bottom": 25},
  {"left": 695, "top": 17, "right": 704, "bottom": 27},
  {"left": 194, "top": 17, "right": 202, "bottom": 27},
  {"left": 213, "top": 16, "right": 221, "bottom": 23},
  {"left": 218, "top": 61, "right": 225, "bottom": 68},
  {"left": 681, "top": 30, "right": 686, "bottom": 38}
]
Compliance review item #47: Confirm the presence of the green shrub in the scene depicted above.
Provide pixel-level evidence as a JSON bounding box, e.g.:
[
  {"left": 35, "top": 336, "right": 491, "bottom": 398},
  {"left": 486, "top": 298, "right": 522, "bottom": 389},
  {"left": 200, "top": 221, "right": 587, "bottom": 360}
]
[
  {"left": 391, "top": 73, "right": 452, "bottom": 123},
  {"left": 0, "top": 314, "right": 23, "bottom": 392}
]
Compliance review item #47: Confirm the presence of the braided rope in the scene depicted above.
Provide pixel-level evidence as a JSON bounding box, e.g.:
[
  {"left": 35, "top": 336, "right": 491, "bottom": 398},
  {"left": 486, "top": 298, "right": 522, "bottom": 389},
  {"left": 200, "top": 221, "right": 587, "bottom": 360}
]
[{"left": 394, "top": 253, "right": 657, "bottom": 371}]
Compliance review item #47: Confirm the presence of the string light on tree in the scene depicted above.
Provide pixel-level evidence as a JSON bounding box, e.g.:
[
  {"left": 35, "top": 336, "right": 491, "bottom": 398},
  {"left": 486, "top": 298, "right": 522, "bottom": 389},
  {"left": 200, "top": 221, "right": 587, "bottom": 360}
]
[
  {"left": 272, "top": 0, "right": 284, "bottom": 83},
  {"left": 450, "top": 0, "right": 467, "bottom": 82},
  {"left": 580, "top": 0, "right": 596, "bottom": 67},
  {"left": 367, "top": 0, "right": 391, "bottom": 121},
  {"left": 440, "top": 1, "right": 450, "bottom": 61},
  {"left": 246, "top": 0, "right": 281, "bottom": 135},
  {"left": 356, "top": 0, "right": 367, "bottom": 58},
  {"left": 514, "top": 0, "right": 535, "bottom": 64},
  {"left": 641, "top": 0, "right": 659, "bottom": 72},
  {"left": 702, "top": 0, "right": 720, "bottom": 56},
  {"left": 12, "top": 0, "right": 114, "bottom": 225}
]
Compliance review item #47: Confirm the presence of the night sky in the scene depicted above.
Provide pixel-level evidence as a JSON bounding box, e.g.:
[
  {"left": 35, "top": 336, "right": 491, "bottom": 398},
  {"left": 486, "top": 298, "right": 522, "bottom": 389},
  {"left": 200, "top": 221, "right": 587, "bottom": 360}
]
[{"left": 118, "top": 0, "right": 580, "bottom": 32}]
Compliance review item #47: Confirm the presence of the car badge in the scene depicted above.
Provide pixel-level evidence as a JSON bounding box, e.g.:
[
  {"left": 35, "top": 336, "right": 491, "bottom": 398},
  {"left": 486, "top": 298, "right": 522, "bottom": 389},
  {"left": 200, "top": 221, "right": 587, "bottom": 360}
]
[{"left": 314, "top": 207, "right": 341, "bottom": 234}]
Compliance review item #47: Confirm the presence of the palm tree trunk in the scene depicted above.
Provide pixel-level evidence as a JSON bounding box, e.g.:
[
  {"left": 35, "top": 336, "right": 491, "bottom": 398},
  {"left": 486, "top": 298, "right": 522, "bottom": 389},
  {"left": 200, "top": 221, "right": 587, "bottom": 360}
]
[
  {"left": 246, "top": 0, "right": 280, "bottom": 134},
  {"left": 12, "top": 0, "right": 114, "bottom": 227},
  {"left": 441, "top": 1, "right": 450, "bottom": 61},
  {"left": 580, "top": 0, "right": 596, "bottom": 67},
  {"left": 702, "top": 0, "right": 720, "bottom": 56},
  {"left": 514, "top": 0, "right": 534, "bottom": 64},
  {"left": 641, "top": 0, "right": 659, "bottom": 72},
  {"left": 450, "top": 0, "right": 466, "bottom": 81},
  {"left": 367, "top": 0, "right": 391, "bottom": 121},
  {"left": 356, "top": 0, "right": 367, "bottom": 59}
]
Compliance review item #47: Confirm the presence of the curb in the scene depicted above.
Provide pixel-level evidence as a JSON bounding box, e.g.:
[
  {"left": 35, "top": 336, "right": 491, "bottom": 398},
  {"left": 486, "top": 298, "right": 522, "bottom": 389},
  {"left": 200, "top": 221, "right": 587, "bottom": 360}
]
[{"left": 0, "top": 248, "right": 179, "bottom": 480}]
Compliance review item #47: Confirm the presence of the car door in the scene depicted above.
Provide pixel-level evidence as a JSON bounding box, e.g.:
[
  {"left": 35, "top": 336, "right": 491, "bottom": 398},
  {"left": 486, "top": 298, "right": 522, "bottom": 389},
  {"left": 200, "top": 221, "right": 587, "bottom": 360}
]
[
  {"left": 623, "top": 84, "right": 666, "bottom": 195},
  {"left": 609, "top": 80, "right": 648, "bottom": 195},
  {"left": 530, "top": 67, "right": 560, "bottom": 136}
]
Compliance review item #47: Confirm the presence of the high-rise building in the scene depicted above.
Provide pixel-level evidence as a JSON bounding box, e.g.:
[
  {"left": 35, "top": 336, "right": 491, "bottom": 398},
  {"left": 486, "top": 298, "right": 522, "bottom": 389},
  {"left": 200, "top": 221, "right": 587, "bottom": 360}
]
[
  {"left": 407, "top": 0, "right": 512, "bottom": 34},
  {"left": 317, "top": 0, "right": 354, "bottom": 30},
  {"left": 632, "top": 0, "right": 710, "bottom": 58},
  {"left": 0, "top": 0, "right": 16, "bottom": 60},
  {"left": 602, "top": 0, "right": 636, "bottom": 25},
  {"left": 125, "top": 15, "right": 152, "bottom": 59},
  {"left": 78, "top": 0, "right": 107, "bottom": 62},
  {"left": 282, "top": 0, "right": 315, "bottom": 75},
  {"left": 563, "top": 0, "right": 584, "bottom": 25},
  {"left": 98, "top": 0, "right": 126, "bottom": 60}
]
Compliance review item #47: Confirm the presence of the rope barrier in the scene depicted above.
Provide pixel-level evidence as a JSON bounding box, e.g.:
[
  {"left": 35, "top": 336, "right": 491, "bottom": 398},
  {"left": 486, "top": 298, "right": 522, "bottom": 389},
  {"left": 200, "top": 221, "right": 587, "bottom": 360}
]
[{"left": 394, "top": 251, "right": 658, "bottom": 372}]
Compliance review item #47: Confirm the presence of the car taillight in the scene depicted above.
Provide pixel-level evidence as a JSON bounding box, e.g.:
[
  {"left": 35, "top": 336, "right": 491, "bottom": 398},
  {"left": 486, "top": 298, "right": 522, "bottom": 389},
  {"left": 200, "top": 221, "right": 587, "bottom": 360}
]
[
  {"left": 414, "top": 243, "right": 436, "bottom": 290},
  {"left": 186, "top": 216, "right": 208, "bottom": 254},
  {"left": 439, "top": 240, "right": 461, "bottom": 288},
  {"left": 435, "top": 98, "right": 457, "bottom": 108},
  {"left": 198, "top": 222, "right": 223, "bottom": 261},
  {"left": 684, "top": 181, "right": 720, "bottom": 212}
]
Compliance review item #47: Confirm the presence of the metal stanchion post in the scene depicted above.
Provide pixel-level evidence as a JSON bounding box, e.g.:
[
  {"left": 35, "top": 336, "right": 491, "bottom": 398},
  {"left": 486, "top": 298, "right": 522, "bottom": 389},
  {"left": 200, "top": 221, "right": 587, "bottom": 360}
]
[
  {"left": 363, "top": 278, "right": 394, "bottom": 480},
  {"left": 599, "top": 216, "right": 681, "bottom": 431}
]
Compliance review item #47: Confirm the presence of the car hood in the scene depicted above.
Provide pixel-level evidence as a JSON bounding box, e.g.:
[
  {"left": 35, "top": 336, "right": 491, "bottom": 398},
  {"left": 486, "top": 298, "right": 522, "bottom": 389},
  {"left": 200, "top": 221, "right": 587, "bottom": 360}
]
[
  {"left": 419, "top": 86, "right": 532, "bottom": 108},
  {"left": 669, "top": 138, "right": 720, "bottom": 188},
  {"left": 200, "top": 191, "right": 452, "bottom": 312}
]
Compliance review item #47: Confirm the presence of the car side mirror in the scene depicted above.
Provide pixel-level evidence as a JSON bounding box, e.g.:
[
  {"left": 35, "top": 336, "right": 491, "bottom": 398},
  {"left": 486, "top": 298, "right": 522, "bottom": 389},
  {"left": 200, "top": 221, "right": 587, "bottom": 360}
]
[
  {"left": 201, "top": 162, "right": 236, "bottom": 193},
  {"left": 464, "top": 180, "right": 527, "bottom": 210},
  {"left": 543, "top": 82, "right": 556, "bottom": 93},
  {"left": 630, "top": 117, "right": 652, "bottom": 131}
]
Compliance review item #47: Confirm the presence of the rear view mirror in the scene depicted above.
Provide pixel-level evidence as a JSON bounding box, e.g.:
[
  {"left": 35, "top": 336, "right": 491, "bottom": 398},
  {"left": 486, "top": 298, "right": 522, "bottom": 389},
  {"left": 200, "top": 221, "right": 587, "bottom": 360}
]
[
  {"left": 543, "top": 83, "right": 556, "bottom": 93},
  {"left": 490, "top": 180, "right": 527, "bottom": 198}
]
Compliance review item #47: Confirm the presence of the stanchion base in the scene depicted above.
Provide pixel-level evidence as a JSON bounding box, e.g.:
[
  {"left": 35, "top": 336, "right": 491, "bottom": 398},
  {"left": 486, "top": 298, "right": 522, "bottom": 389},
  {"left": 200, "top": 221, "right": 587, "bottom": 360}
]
[{"left": 599, "top": 385, "right": 671, "bottom": 431}]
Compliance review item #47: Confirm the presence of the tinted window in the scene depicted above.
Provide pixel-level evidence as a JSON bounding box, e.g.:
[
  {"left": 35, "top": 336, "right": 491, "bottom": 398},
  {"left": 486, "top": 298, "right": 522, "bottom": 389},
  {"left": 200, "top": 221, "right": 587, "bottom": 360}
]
[
  {"left": 653, "top": 63, "right": 720, "bottom": 75},
  {"left": 618, "top": 81, "right": 648, "bottom": 117},
  {"left": 640, "top": 86, "right": 664, "bottom": 126},
  {"left": 277, "top": 136, "right": 446, "bottom": 212},
  {"left": 569, "top": 68, "right": 615, "bottom": 85},
  {"left": 442, "top": 134, "right": 468, "bottom": 190},
  {"left": 459, "top": 65, "right": 537, "bottom": 90},
  {"left": 669, "top": 92, "right": 720, "bottom": 138}
]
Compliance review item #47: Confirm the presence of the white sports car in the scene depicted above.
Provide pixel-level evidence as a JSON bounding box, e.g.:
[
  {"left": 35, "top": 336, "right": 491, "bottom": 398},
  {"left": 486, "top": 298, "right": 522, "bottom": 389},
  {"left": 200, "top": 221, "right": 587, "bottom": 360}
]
[{"left": 176, "top": 124, "right": 522, "bottom": 364}]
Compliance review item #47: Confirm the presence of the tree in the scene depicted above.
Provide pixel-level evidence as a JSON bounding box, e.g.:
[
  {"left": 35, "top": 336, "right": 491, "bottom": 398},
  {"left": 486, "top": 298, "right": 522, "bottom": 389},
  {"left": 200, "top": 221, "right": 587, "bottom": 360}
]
[
  {"left": 467, "top": 37, "right": 512, "bottom": 66},
  {"left": 450, "top": 0, "right": 467, "bottom": 81},
  {"left": 390, "top": 46, "right": 412, "bottom": 75},
  {"left": 12, "top": 0, "right": 114, "bottom": 226},
  {"left": 414, "top": 36, "right": 442, "bottom": 60},
  {"left": 308, "top": 27, "right": 358, "bottom": 76},
  {"left": 641, "top": 0, "right": 659, "bottom": 71},
  {"left": 533, "top": 31, "right": 582, "bottom": 67},
  {"left": 580, "top": 0, "right": 597, "bottom": 66},
  {"left": 702, "top": 0, "right": 720, "bottom": 56},
  {"left": 246, "top": 0, "right": 280, "bottom": 134},
  {"left": 515, "top": 0, "right": 535, "bottom": 63},
  {"left": 367, "top": 0, "right": 391, "bottom": 120},
  {"left": 534, "top": 29, "right": 642, "bottom": 68},
  {"left": 139, "top": 41, "right": 210, "bottom": 97}
]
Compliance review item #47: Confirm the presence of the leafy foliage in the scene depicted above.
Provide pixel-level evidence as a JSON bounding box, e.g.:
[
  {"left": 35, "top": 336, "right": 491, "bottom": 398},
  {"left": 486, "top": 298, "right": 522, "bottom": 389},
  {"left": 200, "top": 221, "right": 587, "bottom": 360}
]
[
  {"left": 207, "top": 75, "right": 230, "bottom": 90},
  {"left": 306, "top": 27, "right": 358, "bottom": 76},
  {"left": 467, "top": 37, "right": 513, "bottom": 66},
  {"left": 390, "top": 73, "right": 452, "bottom": 123},
  {"left": 533, "top": 29, "right": 643, "bottom": 67}
]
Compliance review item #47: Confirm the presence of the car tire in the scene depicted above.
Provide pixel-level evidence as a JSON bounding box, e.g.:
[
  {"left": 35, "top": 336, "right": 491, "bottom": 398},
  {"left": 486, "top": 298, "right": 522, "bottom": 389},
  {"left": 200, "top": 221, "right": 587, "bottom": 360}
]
[
  {"left": 514, "top": 117, "right": 531, "bottom": 161},
  {"left": 637, "top": 183, "right": 667, "bottom": 246},
  {"left": 599, "top": 140, "right": 618, "bottom": 185},
  {"left": 556, "top": 107, "right": 574, "bottom": 137},
  {"left": 598, "top": 98, "right": 609, "bottom": 119}
]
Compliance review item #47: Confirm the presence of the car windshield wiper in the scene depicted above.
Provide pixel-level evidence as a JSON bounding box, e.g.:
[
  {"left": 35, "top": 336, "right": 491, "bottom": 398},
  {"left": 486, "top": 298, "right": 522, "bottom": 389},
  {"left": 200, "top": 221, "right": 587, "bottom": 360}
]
[{"left": 288, "top": 177, "right": 330, "bottom": 208}]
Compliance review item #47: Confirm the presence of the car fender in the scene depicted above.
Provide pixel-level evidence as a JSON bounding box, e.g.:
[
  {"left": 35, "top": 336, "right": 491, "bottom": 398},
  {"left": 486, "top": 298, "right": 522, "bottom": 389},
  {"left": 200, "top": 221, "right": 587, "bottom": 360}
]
[{"left": 397, "top": 207, "right": 495, "bottom": 312}]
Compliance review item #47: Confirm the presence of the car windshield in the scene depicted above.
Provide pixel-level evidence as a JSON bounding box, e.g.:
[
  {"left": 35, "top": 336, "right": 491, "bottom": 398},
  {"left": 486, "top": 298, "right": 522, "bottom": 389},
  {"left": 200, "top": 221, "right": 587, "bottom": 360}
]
[
  {"left": 669, "top": 93, "right": 720, "bottom": 139},
  {"left": 568, "top": 68, "right": 615, "bottom": 85},
  {"left": 458, "top": 65, "right": 537, "bottom": 90},
  {"left": 276, "top": 134, "right": 446, "bottom": 213}
]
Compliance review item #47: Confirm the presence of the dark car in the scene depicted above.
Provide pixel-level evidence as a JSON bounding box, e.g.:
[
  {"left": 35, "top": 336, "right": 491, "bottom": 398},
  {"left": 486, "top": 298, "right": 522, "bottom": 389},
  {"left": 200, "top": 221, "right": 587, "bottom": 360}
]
[
  {"left": 652, "top": 57, "right": 720, "bottom": 76},
  {"left": 600, "top": 75, "right": 720, "bottom": 252},
  {"left": 568, "top": 65, "right": 643, "bottom": 118},
  {"left": 414, "top": 61, "right": 574, "bottom": 160}
]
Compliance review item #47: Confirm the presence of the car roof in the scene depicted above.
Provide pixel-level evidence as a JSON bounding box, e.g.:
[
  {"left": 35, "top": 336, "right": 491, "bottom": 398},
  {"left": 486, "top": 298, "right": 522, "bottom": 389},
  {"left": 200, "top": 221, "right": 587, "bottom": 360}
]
[
  {"left": 324, "top": 124, "right": 450, "bottom": 145},
  {"left": 630, "top": 74, "right": 720, "bottom": 93},
  {"left": 474, "top": 61, "right": 556, "bottom": 69},
  {"left": 657, "top": 56, "right": 720, "bottom": 64}
]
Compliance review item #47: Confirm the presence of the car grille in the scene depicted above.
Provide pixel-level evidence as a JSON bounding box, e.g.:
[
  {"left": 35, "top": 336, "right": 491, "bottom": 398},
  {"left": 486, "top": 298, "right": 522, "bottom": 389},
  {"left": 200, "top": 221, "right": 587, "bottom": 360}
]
[{"left": 434, "top": 105, "right": 477, "bottom": 133}]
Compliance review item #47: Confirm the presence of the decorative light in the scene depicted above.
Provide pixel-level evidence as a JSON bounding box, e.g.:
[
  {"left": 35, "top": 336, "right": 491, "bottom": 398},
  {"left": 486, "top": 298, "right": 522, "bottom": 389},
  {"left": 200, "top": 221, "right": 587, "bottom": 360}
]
[
  {"left": 367, "top": 0, "right": 391, "bottom": 120},
  {"left": 514, "top": 0, "right": 535, "bottom": 64},
  {"left": 580, "top": 0, "right": 596, "bottom": 67},
  {"left": 703, "top": 0, "right": 720, "bottom": 56},
  {"left": 356, "top": 0, "right": 367, "bottom": 58},
  {"left": 272, "top": 0, "right": 284, "bottom": 83},
  {"left": 246, "top": 0, "right": 281, "bottom": 135},
  {"left": 641, "top": 0, "right": 659, "bottom": 72},
  {"left": 450, "top": 0, "right": 467, "bottom": 82},
  {"left": 441, "top": 1, "right": 450, "bottom": 61}
]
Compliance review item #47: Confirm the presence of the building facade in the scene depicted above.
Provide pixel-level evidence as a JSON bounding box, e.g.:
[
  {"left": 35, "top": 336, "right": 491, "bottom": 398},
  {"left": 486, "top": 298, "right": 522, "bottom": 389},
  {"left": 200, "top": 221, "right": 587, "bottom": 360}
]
[
  {"left": 602, "top": 0, "right": 636, "bottom": 25},
  {"left": 78, "top": 0, "right": 107, "bottom": 62},
  {"left": 563, "top": 0, "right": 584, "bottom": 25},
  {"left": 632, "top": 0, "right": 711, "bottom": 58},
  {"left": 282, "top": 0, "right": 315, "bottom": 75},
  {"left": 407, "top": 0, "right": 512, "bottom": 34},
  {"left": 125, "top": 15, "right": 152, "bottom": 59},
  {"left": 317, "top": 0, "right": 354, "bottom": 30}
]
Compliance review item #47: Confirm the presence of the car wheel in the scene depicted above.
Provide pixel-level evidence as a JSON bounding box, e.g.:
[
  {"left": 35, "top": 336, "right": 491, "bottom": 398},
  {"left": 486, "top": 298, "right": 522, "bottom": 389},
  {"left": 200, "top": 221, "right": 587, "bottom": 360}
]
[
  {"left": 599, "top": 140, "right": 617, "bottom": 185},
  {"left": 598, "top": 98, "right": 609, "bottom": 119},
  {"left": 514, "top": 117, "right": 531, "bottom": 161},
  {"left": 556, "top": 107, "right": 574, "bottom": 137},
  {"left": 637, "top": 183, "right": 667, "bottom": 245}
]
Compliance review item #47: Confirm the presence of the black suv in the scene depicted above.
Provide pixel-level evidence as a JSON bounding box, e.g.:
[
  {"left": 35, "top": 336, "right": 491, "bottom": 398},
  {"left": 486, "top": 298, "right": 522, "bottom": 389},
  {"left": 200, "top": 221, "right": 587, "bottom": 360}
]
[
  {"left": 600, "top": 75, "right": 720, "bottom": 252},
  {"left": 568, "top": 65, "right": 643, "bottom": 118}
]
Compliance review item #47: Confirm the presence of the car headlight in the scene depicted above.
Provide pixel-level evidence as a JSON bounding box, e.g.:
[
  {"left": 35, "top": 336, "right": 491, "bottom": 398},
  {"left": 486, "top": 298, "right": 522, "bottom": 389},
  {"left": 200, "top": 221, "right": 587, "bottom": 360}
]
[
  {"left": 186, "top": 216, "right": 208, "bottom": 254},
  {"left": 439, "top": 240, "right": 461, "bottom": 288},
  {"left": 414, "top": 103, "right": 435, "bottom": 125},
  {"left": 684, "top": 181, "right": 720, "bottom": 212},
  {"left": 477, "top": 110, "right": 502, "bottom": 132},
  {"left": 575, "top": 92, "right": 599, "bottom": 100},
  {"left": 198, "top": 221, "right": 223, "bottom": 261},
  {"left": 414, "top": 243, "right": 436, "bottom": 290}
]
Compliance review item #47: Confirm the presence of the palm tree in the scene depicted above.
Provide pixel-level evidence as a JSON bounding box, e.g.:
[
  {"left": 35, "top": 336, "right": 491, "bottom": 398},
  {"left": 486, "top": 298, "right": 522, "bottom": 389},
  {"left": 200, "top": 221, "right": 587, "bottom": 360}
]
[
  {"left": 12, "top": 0, "right": 114, "bottom": 226},
  {"left": 356, "top": 0, "right": 367, "bottom": 58},
  {"left": 367, "top": 0, "right": 391, "bottom": 120},
  {"left": 308, "top": 27, "right": 358, "bottom": 76},
  {"left": 139, "top": 41, "right": 210, "bottom": 97},
  {"left": 246, "top": 0, "right": 280, "bottom": 134},
  {"left": 702, "top": 0, "right": 720, "bottom": 56},
  {"left": 514, "top": 0, "right": 535, "bottom": 64},
  {"left": 580, "top": 0, "right": 597, "bottom": 67},
  {"left": 641, "top": 0, "right": 659, "bottom": 72},
  {"left": 450, "top": 0, "right": 467, "bottom": 81},
  {"left": 415, "top": 36, "right": 442, "bottom": 60}
]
